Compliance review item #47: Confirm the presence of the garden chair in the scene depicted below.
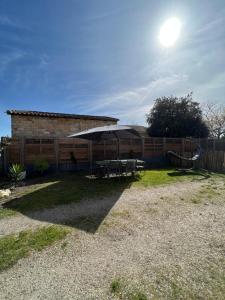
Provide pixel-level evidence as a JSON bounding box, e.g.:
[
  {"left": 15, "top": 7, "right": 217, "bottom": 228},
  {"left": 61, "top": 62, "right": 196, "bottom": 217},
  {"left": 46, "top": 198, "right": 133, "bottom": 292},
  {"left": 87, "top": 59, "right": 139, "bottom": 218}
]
[
  {"left": 123, "top": 159, "right": 136, "bottom": 176},
  {"left": 135, "top": 160, "right": 145, "bottom": 172},
  {"left": 108, "top": 160, "right": 123, "bottom": 177}
]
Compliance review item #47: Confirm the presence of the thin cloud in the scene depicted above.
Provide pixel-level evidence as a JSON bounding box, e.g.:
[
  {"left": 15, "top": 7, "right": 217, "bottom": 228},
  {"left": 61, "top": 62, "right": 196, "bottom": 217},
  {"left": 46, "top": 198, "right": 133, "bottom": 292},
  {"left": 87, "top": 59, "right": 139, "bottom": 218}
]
[
  {"left": 0, "top": 15, "right": 17, "bottom": 26},
  {"left": 72, "top": 73, "right": 189, "bottom": 124},
  {"left": 0, "top": 15, "right": 30, "bottom": 30},
  {"left": 0, "top": 50, "right": 26, "bottom": 78},
  {"left": 196, "top": 9, "right": 225, "bottom": 35},
  {"left": 90, "top": 74, "right": 188, "bottom": 111}
]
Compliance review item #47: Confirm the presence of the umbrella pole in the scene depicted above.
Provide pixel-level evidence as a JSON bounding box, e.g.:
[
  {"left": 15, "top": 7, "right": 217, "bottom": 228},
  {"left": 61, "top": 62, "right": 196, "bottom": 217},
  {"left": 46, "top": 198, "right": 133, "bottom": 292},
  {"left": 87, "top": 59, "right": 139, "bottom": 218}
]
[
  {"left": 89, "top": 140, "right": 93, "bottom": 174},
  {"left": 113, "top": 131, "right": 120, "bottom": 159}
]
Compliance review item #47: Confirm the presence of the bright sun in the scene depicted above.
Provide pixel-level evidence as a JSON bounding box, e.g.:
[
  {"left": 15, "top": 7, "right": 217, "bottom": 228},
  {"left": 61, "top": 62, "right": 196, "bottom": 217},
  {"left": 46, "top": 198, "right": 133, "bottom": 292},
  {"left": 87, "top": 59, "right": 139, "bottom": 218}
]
[{"left": 159, "top": 17, "right": 181, "bottom": 47}]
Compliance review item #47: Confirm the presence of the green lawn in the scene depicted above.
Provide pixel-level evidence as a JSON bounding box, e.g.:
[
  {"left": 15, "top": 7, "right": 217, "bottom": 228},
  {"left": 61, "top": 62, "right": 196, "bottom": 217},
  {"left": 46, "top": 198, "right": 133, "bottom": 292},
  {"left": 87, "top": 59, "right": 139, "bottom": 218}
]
[
  {"left": 0, "top": 225, "right": 69, "bottom": 271},
  {"left": 132, "top": 169, "right": 204, "bottom": 187},
  {"left": 3, "top": 169, "right": 216, "bottom": 213},
  {"left": 0, "top": 208, "right": 17, "bottom": 219}
]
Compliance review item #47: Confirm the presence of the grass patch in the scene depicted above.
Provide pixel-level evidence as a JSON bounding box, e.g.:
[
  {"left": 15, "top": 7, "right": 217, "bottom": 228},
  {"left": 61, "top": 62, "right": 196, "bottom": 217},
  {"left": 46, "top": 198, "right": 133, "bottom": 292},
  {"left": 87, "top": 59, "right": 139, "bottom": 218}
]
[
  {"left": 0, "top": 208, "right": 17, "bottom": 219},
  {"left": 144, "top": 207, "right": 158, "bottom": 214},
  {"left": 128, "top": 291, "right": 148, "bottom": 300},
  {"left": 111, "top": 210, "right": 131, "bottom": 219},
  {"left": 4, "top": 169, "right": 214, "bottom": 212},
  {"left": 191, "top": 197, "right": 201, "bottom": 204},
  {"left": 0, "top": 225, "right": 69, "bottom": 271},
  {"left": 113, "top": 259, "right": 225, "bottom": 300},
  {"left": 133, "top": 170, "right": 186, "bottom": 187},
  {"left": 61, "top": 241, "right": 68, "bottom": 250},
  {"left": 189, "top": 183, "right": 224, "bottom": 205},
  {"left": 154, "top": 275, "right": 196, "bottom": 299},
  {"left": 110, "top": 278, "right": 148, "bottom": 300},
  {"left": 151, "top": 262, "right": 225, "bottom": 299},
  {"left": 111, "top": 278, "right": 122, "bottom": 294}
]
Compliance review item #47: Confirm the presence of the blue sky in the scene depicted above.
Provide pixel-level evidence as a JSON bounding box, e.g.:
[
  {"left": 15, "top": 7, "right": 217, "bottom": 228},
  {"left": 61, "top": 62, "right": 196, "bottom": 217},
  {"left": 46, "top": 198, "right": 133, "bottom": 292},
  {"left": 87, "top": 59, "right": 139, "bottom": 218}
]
[{"left": 1, "top": 0, "right": 225, "bottom": 136}]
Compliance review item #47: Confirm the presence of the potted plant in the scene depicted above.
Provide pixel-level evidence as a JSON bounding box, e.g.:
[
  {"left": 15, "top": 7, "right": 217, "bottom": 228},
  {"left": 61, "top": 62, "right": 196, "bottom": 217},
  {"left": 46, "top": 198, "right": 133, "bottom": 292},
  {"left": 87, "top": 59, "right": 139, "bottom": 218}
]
[{"left": 8, "top": 164, "right": 26, "bottom": 183}]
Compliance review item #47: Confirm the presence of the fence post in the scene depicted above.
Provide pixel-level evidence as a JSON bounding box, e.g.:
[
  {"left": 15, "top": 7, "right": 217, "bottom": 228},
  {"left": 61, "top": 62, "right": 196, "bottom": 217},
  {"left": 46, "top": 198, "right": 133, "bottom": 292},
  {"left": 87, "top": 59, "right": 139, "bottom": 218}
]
[
  {"left": 3, "top": 147, "right": 7, "bottom": 173},
  {"left": 20, "top": 137, "right": 25, "bottom": 166},
  {"left": 103, "top": 140, "right": 106, "bottom": 159},
  {"left": 141, "top": 138, "right": 145, "bottom": 159},
  {"left": 213, "top": 139, "right": 216, "bottom": 152},
  {"left": 54, "top": 139, "right": 59, "bottom": 171},
  {"left": 223, "top": 152, "right": 225, "bottom": 170},
  {"left": 118, "top": 138, "right": 120, "bottom": 158},
  {"left": 181, "top": 138, "right": 185, "bottom": 156},
  {"left": 89, "top": 140, "right": 93, "bottom": 171},
  {"left": 163, "top": 137, "right": 166, "bottom": 155}
]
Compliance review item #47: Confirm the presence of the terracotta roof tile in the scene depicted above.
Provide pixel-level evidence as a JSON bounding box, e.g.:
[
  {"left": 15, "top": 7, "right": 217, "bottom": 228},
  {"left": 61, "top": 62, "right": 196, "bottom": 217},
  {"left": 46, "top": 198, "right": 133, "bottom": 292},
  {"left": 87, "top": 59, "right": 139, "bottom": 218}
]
[{"left": 6, "top": 110, "right": 119, "bottom": 122}]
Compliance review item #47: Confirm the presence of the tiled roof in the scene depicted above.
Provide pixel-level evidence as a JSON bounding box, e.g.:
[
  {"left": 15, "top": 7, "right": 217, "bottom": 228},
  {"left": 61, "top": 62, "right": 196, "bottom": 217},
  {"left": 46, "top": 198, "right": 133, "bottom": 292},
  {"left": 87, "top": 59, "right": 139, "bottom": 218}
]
[{"left": 6, "top": 110, "right": 119, "bottom": 122}]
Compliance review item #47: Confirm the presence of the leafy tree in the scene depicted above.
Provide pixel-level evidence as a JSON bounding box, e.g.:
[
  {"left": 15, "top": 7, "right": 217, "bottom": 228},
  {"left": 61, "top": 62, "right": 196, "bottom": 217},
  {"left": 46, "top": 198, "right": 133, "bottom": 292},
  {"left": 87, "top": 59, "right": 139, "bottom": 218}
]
[{"left": 146, "top": 93, "right": 209, "bottom": 138}]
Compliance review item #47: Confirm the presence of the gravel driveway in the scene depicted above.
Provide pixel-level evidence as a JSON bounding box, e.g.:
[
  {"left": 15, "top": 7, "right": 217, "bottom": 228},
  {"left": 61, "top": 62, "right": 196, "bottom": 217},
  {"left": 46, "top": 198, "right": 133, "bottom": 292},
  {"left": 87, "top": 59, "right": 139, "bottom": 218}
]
[{"left": 1, "top": 178, "right": 225, "bottom": 299}]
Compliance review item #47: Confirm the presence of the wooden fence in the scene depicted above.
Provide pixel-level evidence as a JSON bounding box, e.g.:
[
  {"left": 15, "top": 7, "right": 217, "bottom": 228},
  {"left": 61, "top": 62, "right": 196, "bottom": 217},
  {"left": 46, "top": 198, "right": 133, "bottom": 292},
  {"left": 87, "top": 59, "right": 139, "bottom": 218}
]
[{"left": 2, "top": 137, "right": 225, "bottom": 172}]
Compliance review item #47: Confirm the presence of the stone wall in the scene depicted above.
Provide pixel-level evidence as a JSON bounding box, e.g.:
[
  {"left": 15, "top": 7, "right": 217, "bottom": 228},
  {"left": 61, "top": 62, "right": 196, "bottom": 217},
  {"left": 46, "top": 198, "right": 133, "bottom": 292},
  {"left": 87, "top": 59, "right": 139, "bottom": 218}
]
[{"left": 11, "top": 115, "right": 117, "bottom": 138}]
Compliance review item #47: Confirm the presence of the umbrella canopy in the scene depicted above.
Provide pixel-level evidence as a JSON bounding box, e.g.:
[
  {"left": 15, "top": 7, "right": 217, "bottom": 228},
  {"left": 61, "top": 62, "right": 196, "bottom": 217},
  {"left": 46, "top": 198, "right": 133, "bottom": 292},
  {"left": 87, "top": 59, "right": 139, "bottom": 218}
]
[
  {"left": 68, "top": 125, "right": 141, "bottom": 141},
  {"left": 69, "top": 125, "right": 142, "bottom": 170}
]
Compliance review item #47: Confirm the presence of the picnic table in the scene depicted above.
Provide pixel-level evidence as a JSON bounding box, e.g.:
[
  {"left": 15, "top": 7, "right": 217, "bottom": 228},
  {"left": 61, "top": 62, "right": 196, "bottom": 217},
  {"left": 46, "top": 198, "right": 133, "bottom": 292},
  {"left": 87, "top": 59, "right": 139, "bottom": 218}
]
[{"left": 95, "top": 159, "right": 145, "bottom": 178}]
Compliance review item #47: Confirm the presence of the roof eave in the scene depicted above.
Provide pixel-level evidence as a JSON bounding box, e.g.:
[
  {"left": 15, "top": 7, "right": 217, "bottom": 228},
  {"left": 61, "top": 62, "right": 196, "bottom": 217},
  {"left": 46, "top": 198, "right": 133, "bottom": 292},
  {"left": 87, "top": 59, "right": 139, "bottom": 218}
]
[{"left": 6, "top": 110, "right": 119, "bottom": 122}]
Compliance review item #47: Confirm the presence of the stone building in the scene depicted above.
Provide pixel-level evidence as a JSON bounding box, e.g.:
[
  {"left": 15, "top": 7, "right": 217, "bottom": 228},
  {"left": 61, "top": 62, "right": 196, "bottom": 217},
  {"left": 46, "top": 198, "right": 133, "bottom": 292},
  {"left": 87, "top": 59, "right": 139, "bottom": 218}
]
[{"left": 7, "top": 110, "right": 119, "bottom": 138}]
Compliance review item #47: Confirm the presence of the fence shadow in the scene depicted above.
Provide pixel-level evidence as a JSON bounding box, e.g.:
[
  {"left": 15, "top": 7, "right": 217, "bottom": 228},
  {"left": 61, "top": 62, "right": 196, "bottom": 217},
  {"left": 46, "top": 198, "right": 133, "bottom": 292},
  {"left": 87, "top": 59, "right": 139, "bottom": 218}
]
[{"left": 4, "top": 173, "right": 136, "bottom": 234}]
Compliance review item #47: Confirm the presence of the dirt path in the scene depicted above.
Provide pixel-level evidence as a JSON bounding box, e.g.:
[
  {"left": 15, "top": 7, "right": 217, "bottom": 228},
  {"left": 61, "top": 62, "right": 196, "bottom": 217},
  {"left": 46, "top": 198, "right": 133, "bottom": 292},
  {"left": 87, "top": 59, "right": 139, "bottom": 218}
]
[{"left": 1, "top": 179, "right": 225, "bottom": 299}]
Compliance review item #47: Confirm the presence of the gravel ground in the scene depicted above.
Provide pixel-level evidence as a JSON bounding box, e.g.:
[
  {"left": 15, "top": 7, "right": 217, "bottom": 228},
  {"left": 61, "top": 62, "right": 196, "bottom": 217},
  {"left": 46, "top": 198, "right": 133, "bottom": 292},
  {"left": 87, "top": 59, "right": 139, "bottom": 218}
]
[{"left": 1, "top": 179, "right": 225, "bottom": 299}]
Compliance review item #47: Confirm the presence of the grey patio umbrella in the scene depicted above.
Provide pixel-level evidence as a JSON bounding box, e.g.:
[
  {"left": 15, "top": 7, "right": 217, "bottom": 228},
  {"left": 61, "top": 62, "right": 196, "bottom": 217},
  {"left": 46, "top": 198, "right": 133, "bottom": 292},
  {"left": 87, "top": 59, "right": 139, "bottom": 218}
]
[
  {"left": 68, "top": 125, "right": 141, "bottom": 165},
  {"left": 68, "top": 125, "right": 141, "bottom": 141}
]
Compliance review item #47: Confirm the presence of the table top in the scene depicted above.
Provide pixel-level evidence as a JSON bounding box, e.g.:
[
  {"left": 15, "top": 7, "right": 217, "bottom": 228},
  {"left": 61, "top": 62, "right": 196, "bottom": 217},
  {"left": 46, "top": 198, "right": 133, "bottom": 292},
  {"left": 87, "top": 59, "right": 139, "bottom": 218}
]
[{"left": 96, "top": 159, "right": 145, "bottom": 166}]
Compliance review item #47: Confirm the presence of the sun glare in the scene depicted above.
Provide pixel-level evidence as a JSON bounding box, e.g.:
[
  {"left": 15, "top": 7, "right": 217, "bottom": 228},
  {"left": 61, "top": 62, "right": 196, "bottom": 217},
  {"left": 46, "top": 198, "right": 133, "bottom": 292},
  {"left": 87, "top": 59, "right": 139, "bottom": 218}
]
[{"left": 159, "top": 17, "right": 181, "bottom": 47}]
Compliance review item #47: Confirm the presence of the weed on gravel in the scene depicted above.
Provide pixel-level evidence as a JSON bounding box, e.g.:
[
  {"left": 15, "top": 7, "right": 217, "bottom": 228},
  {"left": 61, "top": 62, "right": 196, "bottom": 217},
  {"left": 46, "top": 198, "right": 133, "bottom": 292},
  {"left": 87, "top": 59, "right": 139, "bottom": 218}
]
[
  {"left": 110, "top": 258, "right": 225, "bottom": 300},
  {"left": 110, "top": 278, "right": 148, "bottom": 300},
  {"left": 111, "top": 278, "right": 122, "bottom": 294}
]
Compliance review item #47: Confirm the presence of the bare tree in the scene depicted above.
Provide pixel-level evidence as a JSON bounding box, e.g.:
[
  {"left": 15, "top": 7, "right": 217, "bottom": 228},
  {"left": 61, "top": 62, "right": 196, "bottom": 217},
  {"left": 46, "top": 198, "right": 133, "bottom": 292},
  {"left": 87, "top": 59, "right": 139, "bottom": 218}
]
[{"left": 203, "top": 103, "right": 225, "bottom": 139}]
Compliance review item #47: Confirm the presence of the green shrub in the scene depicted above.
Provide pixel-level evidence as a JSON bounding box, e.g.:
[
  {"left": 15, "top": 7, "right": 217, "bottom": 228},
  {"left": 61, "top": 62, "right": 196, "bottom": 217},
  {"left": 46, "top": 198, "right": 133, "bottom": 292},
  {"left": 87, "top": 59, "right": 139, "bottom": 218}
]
[
  {"left": 33, "top": 158, "right": 49, "bottom": 175},
  {"left": 8, "top": 164, "right": 26, "bottom": 182}
]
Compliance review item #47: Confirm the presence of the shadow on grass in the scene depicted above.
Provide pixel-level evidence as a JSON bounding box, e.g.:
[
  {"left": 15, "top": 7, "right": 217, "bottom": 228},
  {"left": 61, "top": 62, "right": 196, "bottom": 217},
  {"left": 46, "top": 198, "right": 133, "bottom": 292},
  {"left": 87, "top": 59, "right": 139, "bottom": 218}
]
[
  {"left": 3, "top": 172, "right": 137, "bottom": 234},
  {"left": 167, "top": 169, "right": 211, "bottom": 180}
]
